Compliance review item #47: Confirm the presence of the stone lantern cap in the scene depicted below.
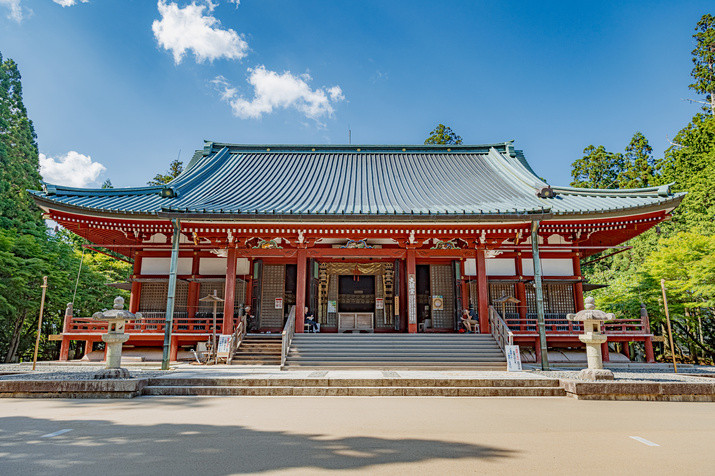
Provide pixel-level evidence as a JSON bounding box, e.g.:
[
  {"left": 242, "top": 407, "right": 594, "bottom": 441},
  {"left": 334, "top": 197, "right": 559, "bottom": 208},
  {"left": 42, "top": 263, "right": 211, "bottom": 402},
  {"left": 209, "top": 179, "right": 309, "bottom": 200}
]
[
  {"left": 91, "top": 297, "right": 141, "bottom": 321},
  {"left": 567, "top": 297, "right": 614, "bottom": 322}
]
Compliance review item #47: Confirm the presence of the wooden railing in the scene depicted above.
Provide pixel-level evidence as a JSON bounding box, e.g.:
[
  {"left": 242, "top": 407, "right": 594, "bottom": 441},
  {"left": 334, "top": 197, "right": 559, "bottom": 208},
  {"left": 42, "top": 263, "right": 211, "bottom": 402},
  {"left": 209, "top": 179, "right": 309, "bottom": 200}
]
[
  {"left": 281, "top": 305, "right": 296, "bottom": 367},
  {"left": 505, "top": 314, "right": 650, "bottom": 335},
  {"left": 227, "top": 314, "right": 246, "bottom": 365},
  {"left": 488, "top": 306, "right": 514, "bottom": 352},
  {"left": 66, "top": 312, "right": 226, "bottom": 335}
]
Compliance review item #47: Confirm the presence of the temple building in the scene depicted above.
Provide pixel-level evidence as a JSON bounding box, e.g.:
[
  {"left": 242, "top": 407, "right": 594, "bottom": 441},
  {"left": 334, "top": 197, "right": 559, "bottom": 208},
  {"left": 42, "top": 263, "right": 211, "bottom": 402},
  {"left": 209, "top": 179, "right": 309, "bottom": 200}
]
[{"left": 31, "top": 142, "right": 683, "bottom": 365}]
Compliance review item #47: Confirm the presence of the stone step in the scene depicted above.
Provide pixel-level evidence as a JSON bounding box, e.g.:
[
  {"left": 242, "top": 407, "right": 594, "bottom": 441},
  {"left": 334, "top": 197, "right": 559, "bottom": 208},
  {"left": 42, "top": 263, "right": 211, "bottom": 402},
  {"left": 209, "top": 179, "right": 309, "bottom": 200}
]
[
  {"left": 143, "top": 385, "right": 565, "bottom": 397},
  {"left": 146, "top": 377, "right": 561, "bottom": 388}
]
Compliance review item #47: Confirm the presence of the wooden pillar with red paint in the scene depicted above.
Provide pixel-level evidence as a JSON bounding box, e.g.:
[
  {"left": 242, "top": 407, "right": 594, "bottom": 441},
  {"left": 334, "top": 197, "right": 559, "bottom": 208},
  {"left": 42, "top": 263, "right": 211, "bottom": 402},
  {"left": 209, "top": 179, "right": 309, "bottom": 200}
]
[
  {"left": 572, "top": 253, "right": 585, "bottom": 311},
  {"left": 295, "top": 248, "right": 307, "bottom": 333},
  {"left": 223, "top": 247, "right": 237, "bottom": 334},
  {"left": 460, "top": 261, "right": 469, "bottom": 311},
  {"left": 129, "top": 253, "right": 142, "bottom": 314},
  {"left": 406, "top": 248, "right": 417, "bottom": 333},
  {"left": 601, "top": 341, "right": 610, "bottom": 362},
  {"left": 59, "top": 303, "right": 73, "bottom": 361},
  {"left": 476, "top": 249, "right": 489, "bottom": 333},
  {"left": 187, "top": 252, "right": 200, "bottom": 322},
  {"left": 515, "top": 252, "right": 527, "bottom": 331}
]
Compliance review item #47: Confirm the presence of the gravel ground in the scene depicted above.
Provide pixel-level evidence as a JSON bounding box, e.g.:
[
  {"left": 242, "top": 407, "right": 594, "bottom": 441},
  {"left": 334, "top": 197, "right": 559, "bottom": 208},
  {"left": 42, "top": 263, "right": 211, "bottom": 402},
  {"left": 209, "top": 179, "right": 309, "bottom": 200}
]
[{"left": 530, "top": 367, "right": 715, "bottom": 383}]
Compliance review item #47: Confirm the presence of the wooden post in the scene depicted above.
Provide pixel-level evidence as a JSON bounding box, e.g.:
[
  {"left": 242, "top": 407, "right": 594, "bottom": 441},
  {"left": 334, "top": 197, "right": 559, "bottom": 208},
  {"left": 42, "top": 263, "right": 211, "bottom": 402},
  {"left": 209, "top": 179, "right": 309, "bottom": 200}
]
[
  {"left": 660, "top": 278, "right": 678, "bottom": 373},
  {"left": 296, "top": 248, "right": 307, "bottom": 333},
  {"left": 223, "top": 247, "right": 237, "bottom": 333},
  {"left": 59, "top": 303, "right": 73, "bottom": 361},
  {"left": 572, "top": 253, "right": 585, "bottom": 311},
  {"left": 515, "top": 254, "right": 527, "bottom": 331},
  {"left": 406, "top": 248, "right": 417, "bottom": 333},
  {"left": 129, "top": 253, "right": 142, "bottom": 313},
  {"left": 601, "top": 342, "right": 610, "bottom": 362},
  {"left": 32, "top": 276, "right": 48, "bottom": 371},
  {"left": 476, "top": 249, "right": 489, "bottom": 333},
  {"left": 644, "top": 336, "right": 655, "bottom": 363}
]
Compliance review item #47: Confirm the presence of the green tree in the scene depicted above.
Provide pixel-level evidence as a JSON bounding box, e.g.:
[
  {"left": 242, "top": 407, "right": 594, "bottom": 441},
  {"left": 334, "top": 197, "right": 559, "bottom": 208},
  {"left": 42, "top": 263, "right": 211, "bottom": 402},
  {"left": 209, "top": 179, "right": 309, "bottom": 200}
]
[
  {"left": 0, "top": 54, "right": 43, "bottom": 234},
  {"left": 101, "top": 179, "right": 113, "bottom": 189},
  {"left": 621, "top": 132, "right": 655, "bottom": 188},
  {"left": 570, "top": 145, "right": 626, "bottom": 188},
  {"left": 148, "top": 159, "right": 183, "bottom": 185},
  {"left": 424, "top": 124, "right": 463, "bottom": 145},
  {"left": 690, "top": 14, "right": 715, "bottom": 115},
  {"left": 657, "top": 113, "right": 715, "bottom": 233},
  {"left": 0, "top": 52, "right": 131, "bottom": 362}
]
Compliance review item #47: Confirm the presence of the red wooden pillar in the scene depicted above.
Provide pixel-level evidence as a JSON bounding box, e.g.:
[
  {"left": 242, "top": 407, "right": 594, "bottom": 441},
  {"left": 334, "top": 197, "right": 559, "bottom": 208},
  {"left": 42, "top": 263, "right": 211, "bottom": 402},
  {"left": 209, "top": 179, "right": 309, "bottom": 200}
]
[
  {"left": 460, "top": 261, "right": 469, "bottom": 311},
  {"left": 534, "top": 337, "right": 542, "bottom": 363},
  {"left": 515, "top": 253, "right": 527, "bottom": 331},
  {"left": 188, "top": 252, "right": 200, "bottom": 321},
  {"left": 572, "top": 253, "right": 585, "bottom": 311},
  {"left": 622, "top": 341, "right": 631, "bottom": 360},
  {"left": 644, "top": 336, "right": 655, "bottom": 363},
  {"left": 59, "top": 303, "right": 73, "bottom": 361},
  {"left": 476, "top": 249, "right": 489, "bottom": 333},
  {"left": 406, "top": 248, "right": 417, "bottom": 333},
  {"left": 129, "top": 253, "right": 142, "bottom": 313},
  {"left": 601, "top": 342, "right": 610, "bottom": 362},
  {"left": 170, "top": 336, "right": 179, "bottom": 362},
  {"left": 223, "top": 247, "right": 237, "bottom": 334},
  {"left": 295, "top": 248, "right": 307, "bottom": 333}
]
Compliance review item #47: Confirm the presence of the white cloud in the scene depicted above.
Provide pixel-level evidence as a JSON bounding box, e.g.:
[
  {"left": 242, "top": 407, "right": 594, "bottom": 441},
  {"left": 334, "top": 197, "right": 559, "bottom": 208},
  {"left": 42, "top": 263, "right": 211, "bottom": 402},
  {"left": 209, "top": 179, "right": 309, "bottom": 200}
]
[
  {"left": 53, "top": 0, "right": 89, "bottom": 6},
  {"left": 152, "top": 1, "right": 248, "bottom": 64},
  {"left": 212, "top": 66, "right": 345, "bottom": 121},
  {"left": 39, "top": 151, "right": 106, "bottom": 187},
  {"left": 0, "top": 0, "right": 23, "bottom": 22}
]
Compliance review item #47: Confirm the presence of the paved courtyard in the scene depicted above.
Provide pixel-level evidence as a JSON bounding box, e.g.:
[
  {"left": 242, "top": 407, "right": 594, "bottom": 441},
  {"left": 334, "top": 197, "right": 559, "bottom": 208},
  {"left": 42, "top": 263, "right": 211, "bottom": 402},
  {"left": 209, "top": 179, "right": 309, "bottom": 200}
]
[{"left": 0, "top": 396, "right": 713, "bottom": 475}]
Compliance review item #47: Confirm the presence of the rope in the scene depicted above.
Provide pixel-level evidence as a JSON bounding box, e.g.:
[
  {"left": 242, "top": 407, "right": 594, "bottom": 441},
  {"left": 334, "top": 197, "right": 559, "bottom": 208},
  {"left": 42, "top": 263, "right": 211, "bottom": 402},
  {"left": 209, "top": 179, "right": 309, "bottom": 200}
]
[{"left": 71, "top": 246, "right": 85, "bottom": 307}]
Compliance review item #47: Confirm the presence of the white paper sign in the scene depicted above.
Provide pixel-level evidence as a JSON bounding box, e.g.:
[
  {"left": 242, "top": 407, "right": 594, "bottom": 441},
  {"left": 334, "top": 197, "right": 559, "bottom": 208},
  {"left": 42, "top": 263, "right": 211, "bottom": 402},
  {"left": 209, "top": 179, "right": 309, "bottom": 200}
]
[
  {"left": 408, "top": 275, "right": 417, "bottom": 324},
  {"left": 275, "top": 297, "right": 283, "bottom": 309},
  {"left": 375, "top": 298, "right": 384, "bottom": 310},
  {"left": 216, "top": 334, "right": 232, "bottom": 354},
  {"left": 505, "top": 345, "right": 522, "bottom": 372}
]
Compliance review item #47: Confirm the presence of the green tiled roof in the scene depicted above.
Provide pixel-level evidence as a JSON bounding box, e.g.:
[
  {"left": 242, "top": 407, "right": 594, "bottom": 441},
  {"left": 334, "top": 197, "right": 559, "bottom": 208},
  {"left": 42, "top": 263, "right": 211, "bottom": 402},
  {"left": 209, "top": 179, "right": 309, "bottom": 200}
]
[{"left": 30, "top": 141, "right": 683, "bottom": 220}]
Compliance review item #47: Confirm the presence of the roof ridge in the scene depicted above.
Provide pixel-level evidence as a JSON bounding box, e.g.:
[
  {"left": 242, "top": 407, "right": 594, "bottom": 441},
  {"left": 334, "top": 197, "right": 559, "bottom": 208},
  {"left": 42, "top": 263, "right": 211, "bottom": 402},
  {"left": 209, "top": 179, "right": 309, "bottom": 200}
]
[{"left": 552, "top": 183, "right": 676, "bottom": 197}]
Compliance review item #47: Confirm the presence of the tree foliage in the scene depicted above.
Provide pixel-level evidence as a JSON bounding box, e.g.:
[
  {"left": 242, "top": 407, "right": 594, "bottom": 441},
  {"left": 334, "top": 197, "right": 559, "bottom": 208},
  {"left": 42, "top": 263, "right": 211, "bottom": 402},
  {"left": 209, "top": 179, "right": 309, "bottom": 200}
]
[
  {"left": 690, "top": 14, "right": 715, "bottom": 115},
  {"left": 148, "top": 159, "right": 183, "bottom": 185},
  {"left": 0, "top": 52, "right": 130, "bottom": 362},
  {"left": 424, "top": 124, "right": 463, "bottom": 145},
  {"left": 570, "top": 145, "right": 625, "bottom": 188}
]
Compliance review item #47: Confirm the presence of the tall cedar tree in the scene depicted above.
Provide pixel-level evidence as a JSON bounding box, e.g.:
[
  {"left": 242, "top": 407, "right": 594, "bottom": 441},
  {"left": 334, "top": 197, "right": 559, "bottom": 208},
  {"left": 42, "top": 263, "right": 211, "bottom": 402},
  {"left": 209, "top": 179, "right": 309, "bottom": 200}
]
[
  {"left": 690, "top": 14, "right": 715, "bottom": 115},
  {"left": 0, "top": 53, "right": 129, "bottom": 362},
  {"left": 570, "top": 145, "right": 625, "bottom": 188},
  {"left": 0, "top": 54, "right": 43, "bottom": 234}
]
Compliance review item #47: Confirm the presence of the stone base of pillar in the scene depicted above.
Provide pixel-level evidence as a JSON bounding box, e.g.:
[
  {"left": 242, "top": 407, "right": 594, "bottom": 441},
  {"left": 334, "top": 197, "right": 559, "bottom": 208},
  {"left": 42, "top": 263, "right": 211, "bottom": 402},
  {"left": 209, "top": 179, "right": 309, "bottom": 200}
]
[{"left": 579, "top": 368, "right": 614, "bottom": 381}]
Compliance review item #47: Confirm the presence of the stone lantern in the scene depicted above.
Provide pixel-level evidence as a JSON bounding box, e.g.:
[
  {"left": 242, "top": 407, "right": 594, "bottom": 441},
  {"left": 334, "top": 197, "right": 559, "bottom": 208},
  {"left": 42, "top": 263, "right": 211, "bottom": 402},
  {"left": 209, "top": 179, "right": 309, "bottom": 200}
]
[
  {"left": 567, "top": 297, "right": 614, "bottom": 381},
  {"left": 91, "top": 296, "right": 140, "bottom": 379}
]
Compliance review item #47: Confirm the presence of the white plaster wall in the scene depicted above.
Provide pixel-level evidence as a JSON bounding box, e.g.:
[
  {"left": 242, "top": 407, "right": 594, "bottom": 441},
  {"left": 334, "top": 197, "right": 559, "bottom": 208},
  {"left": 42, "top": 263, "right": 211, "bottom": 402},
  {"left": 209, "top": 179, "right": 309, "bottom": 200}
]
[
  {"left": 464, "top": 258, "right": 477, "bottom": 276},
  {"left": 199, "top": 257, "right": 251, "bottom": 276},
  {"left": 486, "top": 258, "right": 516, "bottom": 276},
  {"left": 521, "top": 258, "right": 573, "bottom": 276},
  {"left": 141, "top": 257, "right": 192, "bottom": 275}
]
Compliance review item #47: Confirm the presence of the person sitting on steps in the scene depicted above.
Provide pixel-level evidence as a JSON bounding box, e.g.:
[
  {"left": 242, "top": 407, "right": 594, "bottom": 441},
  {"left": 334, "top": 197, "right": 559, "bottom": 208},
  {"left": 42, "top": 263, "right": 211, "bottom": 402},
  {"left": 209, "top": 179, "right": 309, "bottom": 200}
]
[
  {"left": 305, "top": 307, "right": 319, "bottom": 333},
  {"left": 461, "top": 309, "right": 478, "bottom": 333}
]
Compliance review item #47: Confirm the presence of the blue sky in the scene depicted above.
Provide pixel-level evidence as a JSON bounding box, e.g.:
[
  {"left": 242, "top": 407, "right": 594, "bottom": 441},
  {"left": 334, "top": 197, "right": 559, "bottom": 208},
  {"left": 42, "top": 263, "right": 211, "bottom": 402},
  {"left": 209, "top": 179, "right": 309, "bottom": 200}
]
[{"left": 0, "top": 0, "right": 711, "bottom": 188}]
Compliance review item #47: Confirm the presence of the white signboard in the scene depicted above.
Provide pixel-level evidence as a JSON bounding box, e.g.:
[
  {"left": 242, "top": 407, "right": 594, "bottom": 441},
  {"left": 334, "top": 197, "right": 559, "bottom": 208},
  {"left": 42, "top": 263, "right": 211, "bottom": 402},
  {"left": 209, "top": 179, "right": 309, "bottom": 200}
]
[
  {"left": 327, "top": 300, "right": 337, "bottom": 313},
  {"left": 216, "top": 334, "right": 232, "bottom": 354},
  {"left": 275, "top": 297, "right": 283, "bottom": 309},
  {"left": 505, "top": 345, "right": 522, "bottom": 372},
  {"left": 375, "top": 298, "right": 384, "bottom": 310},
  {"left": 408, "top": 275, "right": 417, "bottom": 324}
]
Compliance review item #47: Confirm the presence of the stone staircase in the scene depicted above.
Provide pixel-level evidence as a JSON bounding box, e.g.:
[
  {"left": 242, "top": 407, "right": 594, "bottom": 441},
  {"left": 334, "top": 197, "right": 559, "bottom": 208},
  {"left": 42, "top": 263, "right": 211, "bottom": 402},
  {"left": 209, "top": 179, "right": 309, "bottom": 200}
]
[
  {"left": 142, "top": 376, "right": 565, "bottom": 397},
  {"left": 230, "top": 334, "right": 282, "bottom": 365},
  {"left": 284, "top": 334, "right": 507, "bottom": 370}
]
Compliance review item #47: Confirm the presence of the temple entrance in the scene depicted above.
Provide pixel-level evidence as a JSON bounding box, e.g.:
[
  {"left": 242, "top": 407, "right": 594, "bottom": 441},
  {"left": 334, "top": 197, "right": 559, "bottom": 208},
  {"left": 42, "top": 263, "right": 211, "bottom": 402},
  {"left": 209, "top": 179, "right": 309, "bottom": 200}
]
[
  {"left": 318, "top": 261, "right": 396, "bottom": 332},
  {"left": 416, "top": 263, "right": 458, "bottom": 332}
]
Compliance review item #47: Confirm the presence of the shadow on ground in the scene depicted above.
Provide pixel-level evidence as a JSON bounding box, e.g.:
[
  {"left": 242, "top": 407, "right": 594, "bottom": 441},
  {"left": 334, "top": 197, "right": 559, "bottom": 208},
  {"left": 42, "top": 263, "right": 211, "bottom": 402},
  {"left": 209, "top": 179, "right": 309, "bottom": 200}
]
[{"left": 0, "top": 415, "right": 515, "bottom": 475}]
